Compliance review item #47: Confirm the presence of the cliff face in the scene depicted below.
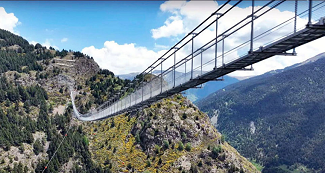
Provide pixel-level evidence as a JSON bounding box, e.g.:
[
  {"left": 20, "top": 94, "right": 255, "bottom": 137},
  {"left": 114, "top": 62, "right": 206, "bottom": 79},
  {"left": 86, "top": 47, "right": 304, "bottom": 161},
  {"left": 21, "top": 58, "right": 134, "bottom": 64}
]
[{"left": 84, "top": 94, "right": 259, "bottom": 173}]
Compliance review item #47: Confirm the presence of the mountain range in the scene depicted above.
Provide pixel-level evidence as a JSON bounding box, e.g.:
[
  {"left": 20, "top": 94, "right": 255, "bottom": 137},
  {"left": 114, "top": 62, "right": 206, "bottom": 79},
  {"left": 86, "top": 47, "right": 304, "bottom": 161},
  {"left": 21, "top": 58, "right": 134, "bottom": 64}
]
[
  {"left": 196, "top": 52, "right": 325, "bottom": 173},
  {"left": 119, "top": 70, "right": 239, "bottom": 102}
]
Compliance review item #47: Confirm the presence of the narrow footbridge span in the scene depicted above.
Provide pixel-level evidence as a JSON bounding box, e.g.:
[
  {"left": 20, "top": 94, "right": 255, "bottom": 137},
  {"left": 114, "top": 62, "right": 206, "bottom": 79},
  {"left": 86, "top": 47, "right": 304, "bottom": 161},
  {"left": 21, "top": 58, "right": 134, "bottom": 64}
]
[{"left": 72, "top": 0, "right": 325, "bottom": 121}]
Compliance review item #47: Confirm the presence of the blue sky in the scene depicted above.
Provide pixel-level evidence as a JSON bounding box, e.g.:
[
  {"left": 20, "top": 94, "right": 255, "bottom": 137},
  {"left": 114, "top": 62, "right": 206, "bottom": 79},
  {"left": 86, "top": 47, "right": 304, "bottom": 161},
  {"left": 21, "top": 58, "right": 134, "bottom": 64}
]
[
  {"left": 0, "top": 1, "right": 324, "bottom": 76},
  {"left": 1, "top": 1, "right": 168, "bottom": 51},
  {"left": 1, "top": 1, "right": 299, "bottom": 52}
]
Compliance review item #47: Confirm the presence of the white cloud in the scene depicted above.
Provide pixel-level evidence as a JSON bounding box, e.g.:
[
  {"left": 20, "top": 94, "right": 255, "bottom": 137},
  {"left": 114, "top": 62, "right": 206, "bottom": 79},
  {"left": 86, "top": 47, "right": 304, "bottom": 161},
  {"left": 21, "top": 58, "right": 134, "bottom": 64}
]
[
  {"left": 43, "top": 39, "right": 59, "bottom": 49},
  {"left": 0, "top": 7, "right": 20, "bottom": 34},
  {"left": 154, "top": 43, "right": 169, "bottom": 50},
  {"left": 61, "top": 38, "right": 68, "bottom": 43},
  {"left": 30, "top": 41, "right": 38, "bottom": 46},
  {"left": 30, "top": 39, "right": 59, "bottom": 50},
  {"left": 152, "top": 1, "right": 219, "bottom": 39},
  {"left": 151, "top": 15, "right": 185, "bottom": 39},
  {"left": 83, "top": 1, "right": 325, "bottom": 80},
  {"left": 82, "top": 41, "right": 167, "bottom": 75},
  {"left": 160, "top": 1, "right": 186, "bottom": 13}
]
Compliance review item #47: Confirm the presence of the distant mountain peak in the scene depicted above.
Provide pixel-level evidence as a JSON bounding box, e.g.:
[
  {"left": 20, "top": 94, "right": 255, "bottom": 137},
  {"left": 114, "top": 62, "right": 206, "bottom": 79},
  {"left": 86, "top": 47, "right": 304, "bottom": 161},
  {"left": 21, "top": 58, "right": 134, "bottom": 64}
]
[{"left": 296, "top": 52, "right": 325, "bottom": 67}]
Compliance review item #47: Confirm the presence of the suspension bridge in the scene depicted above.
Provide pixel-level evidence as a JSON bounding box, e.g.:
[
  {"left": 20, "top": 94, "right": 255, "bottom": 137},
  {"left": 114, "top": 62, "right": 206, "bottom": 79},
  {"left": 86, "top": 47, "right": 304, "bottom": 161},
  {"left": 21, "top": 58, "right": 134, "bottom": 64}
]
[{"left": 71, "top": 0, "right": 325, "bottom": 121}]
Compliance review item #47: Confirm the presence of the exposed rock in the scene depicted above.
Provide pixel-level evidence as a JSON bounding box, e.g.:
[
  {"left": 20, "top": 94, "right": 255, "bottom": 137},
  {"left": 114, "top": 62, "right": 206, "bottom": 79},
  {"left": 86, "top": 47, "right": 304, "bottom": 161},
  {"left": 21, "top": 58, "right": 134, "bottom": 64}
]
[{"left": 84, "top": 95, "right": 260, "bottom": 172}]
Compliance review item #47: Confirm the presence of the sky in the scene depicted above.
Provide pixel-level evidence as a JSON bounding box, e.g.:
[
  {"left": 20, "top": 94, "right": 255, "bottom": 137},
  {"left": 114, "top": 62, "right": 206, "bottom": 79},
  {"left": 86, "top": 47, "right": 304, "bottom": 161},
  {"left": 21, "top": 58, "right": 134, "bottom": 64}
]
[{"left": 0, "top": 0, "right": 325, "bottom": 77}]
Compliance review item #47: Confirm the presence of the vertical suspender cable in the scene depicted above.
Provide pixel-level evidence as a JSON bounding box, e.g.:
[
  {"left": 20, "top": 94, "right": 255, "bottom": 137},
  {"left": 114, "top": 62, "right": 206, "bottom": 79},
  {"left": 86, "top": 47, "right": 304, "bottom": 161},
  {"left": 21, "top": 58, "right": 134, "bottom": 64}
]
[
  {"left": 250, "top": 0, "right": 255, "bottom": 53},
  {"left": 308, "top": 0, "right": 312, "bottom": 25},
  {"left": 293, "top": 0, "right": 298, "bottom": 54}
]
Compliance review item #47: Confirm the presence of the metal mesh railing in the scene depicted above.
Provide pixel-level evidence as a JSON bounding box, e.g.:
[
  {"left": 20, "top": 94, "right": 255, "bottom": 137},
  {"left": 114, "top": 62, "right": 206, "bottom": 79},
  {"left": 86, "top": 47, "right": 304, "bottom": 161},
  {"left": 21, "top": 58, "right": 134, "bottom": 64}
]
[{"left": 72, "top": 0, "right": 325, "bottom": 121}]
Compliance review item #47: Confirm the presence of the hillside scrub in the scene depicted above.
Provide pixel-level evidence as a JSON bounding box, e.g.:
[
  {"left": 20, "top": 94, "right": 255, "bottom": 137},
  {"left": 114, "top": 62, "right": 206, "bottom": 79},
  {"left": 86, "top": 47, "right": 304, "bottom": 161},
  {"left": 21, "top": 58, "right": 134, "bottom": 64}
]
[{"left": 84, "top": 94, "right": 259, "bottom": 173}]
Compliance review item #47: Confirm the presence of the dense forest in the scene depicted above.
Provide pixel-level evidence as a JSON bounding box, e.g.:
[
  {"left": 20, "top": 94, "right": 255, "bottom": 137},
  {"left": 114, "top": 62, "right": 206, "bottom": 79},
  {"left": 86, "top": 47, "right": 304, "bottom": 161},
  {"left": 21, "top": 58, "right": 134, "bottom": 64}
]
[
  {"left": 0, "top": 75, "right": 46, "bottom": 149},
  {"left": 0, "top": 29, "right": 34, "bottom": 52},
  {"left": 0, "top": 74, "right": 104, "bottom": 172},
  {"left": 0, "top": 29, "right": 56, "bottom": 73},
  {"left": 0, "top": 28, "right": 154, "bottom": 173},
  {"left": 196, "top": 53, "right": 325, "bottom": 172},
  {"left": 0, "top": 28, "right": 107, "bottom": 172}
]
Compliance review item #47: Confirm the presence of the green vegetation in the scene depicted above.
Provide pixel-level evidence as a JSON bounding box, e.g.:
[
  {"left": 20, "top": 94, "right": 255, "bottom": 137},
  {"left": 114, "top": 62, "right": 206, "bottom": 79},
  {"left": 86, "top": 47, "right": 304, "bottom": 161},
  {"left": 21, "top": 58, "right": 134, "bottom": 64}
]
[
  {"left": 197, "top": 53, "right": 325, "bottom": 172},
  {"left": 0, "top": 75, "right": 48, "bottom": 149},
  {"left": 84, "top": 95, "right": 259, "bottom": 172},
  {"left": 0, "top": 28, "right": 259, "bottom": 173},
  {"left": 0, "top": 29, "right": 34, "bottom": 52},
  {"left": 185, "top": 143, "right": 191, "bottom": 151},
  {"left": 251, "top": 160, "right": 264, "bottom": 172},
  {"left": 33, "top": 139, "right": 43, "bottom": 155},
  {"left": 178, "top": 141, "right": 184, "bottom": 151}
]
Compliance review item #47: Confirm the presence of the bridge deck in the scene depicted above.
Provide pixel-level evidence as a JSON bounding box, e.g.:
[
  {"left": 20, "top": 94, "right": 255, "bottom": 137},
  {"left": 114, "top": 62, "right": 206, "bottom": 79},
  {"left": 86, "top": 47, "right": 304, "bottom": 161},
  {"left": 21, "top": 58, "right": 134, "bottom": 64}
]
[{"left": 73, "top": 23, "right": 325, "bottom": 121}]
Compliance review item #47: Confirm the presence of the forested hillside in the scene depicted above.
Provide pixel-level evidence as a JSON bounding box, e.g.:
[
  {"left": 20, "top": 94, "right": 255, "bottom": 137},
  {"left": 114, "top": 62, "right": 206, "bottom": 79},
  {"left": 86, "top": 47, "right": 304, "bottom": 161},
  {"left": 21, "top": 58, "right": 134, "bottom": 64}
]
[
  {"left": 0, "top": 28, "right": 260, "bottom": 172},
  {"left": 0, "top": 29, "right": 102, "bottom": 173},
  {"left": 196, "top": 53, "right": 325, "bottom": 173}
]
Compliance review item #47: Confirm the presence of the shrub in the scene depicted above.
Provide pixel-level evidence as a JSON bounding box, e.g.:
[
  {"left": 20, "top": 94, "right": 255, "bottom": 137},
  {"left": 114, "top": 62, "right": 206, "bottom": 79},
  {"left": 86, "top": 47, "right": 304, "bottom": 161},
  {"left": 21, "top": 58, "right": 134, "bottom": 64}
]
[
  {"left": 111, "top": 120, "right": 115, "bottom": 128},
  {"left": 182, "top": 113, "right": 187, "bottom": 119},
  {"left": 146, "top": 160, "right": 151, "bottom": 167},
  {"left": 19, "top": 144, "right": 24, "bottom": 153},
  {"left": 221, "top": 135, "right": 225, "bottom": 144},
  {"left": 33, "top": 139, "right": 43, "bottom": 155},
  {"left": 185, "top": 143, "right": 191, "bottom": 151},
  {"left": 181, "top": 132, "right": 187, "bottom": 140},
  {"left": 127, "top": 163, "right": 132, "bottom": 169},
  {"left": 178, "top": 142, "right": 184, "bottom": 151},
  {"left": 198, "top": 160, "right": 203, "bottom": 167},
  {"left": 158, "top": 158, "right": 162, "bottom": 165},
  {"left": 155, "top": 145, "right": 160, "bottom": 154},
  {"left": 163, "top": 140, "right": 169, "bottom": 149},
  {"left": 135, "top": 132, "right": 141, "bottom": 143},
  {"left": 212, "top": 145, "right": 222, "bottom": 159}
]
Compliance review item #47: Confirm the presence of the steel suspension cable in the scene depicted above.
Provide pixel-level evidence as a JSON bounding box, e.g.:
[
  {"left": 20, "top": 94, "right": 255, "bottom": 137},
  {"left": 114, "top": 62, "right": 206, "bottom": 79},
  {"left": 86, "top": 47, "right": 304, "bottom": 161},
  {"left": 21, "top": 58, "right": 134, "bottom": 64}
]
[
  {"left": 96, "top": 1, "right": 235, "bottom": 114},
  {"left": 157, "top": 0, "right": 277, "bottom": 77},
  {"left": 41, "top": 120, "right": 74, "bottom": 173}
]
